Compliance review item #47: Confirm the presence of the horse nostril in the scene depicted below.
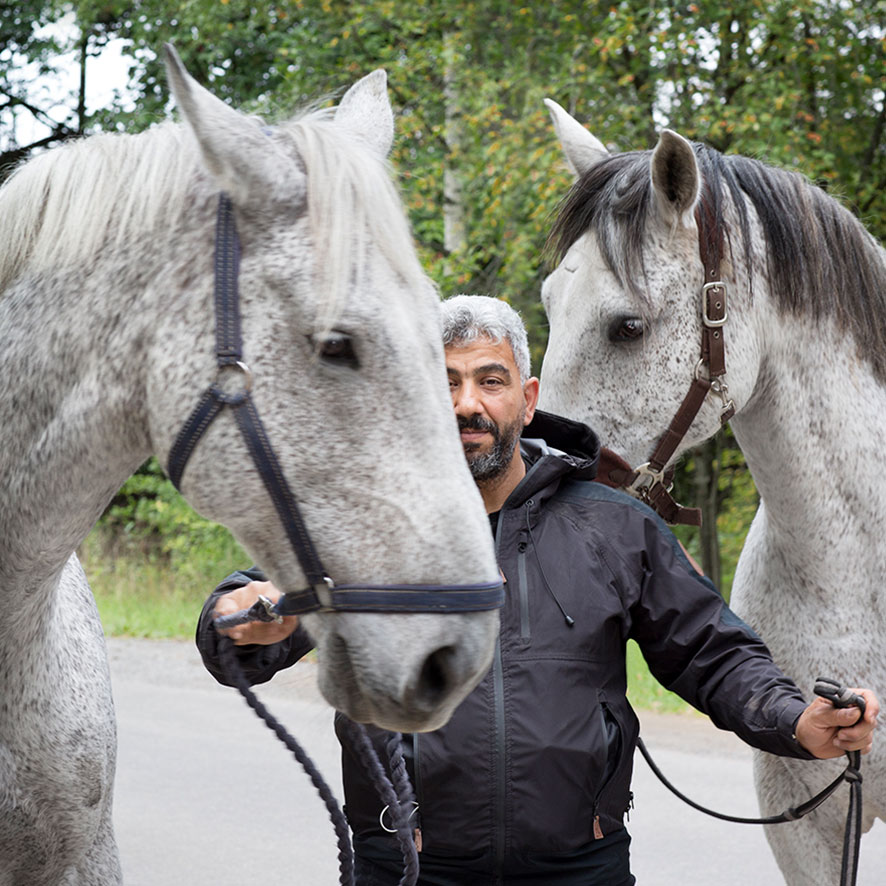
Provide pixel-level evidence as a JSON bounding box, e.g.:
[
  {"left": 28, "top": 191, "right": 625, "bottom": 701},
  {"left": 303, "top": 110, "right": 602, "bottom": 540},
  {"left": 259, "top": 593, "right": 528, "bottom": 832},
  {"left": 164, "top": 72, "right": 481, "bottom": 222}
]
[{"left": 416, "top": 644, "right": 457, "bottom": 706}]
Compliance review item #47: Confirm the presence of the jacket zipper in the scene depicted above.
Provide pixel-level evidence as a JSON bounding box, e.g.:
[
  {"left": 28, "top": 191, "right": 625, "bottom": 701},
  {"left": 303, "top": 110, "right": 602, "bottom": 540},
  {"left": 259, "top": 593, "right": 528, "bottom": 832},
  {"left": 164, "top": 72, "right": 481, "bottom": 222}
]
[
  {"left": 591, "top": 701, "right": 623, "bottom": 840},
  {"left": 517, "top": 543, "right": 530, "bottom": 641},
  {"left": 411, "top": 732, "right": 424, "bottom": 851}
]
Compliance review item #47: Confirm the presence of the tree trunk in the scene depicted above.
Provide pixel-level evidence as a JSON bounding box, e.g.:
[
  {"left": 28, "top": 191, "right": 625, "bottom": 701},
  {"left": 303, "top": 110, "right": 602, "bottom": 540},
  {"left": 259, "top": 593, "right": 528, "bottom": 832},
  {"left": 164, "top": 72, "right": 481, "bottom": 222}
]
[
  {"left": 78, "top": 31, "right": 89, "bottom": 134},
  {"left": 442, "top": 30, "right": 465, "bottom": 258},
  {"left": 694, "top": 435, "right": 722, "bottom": 590}
]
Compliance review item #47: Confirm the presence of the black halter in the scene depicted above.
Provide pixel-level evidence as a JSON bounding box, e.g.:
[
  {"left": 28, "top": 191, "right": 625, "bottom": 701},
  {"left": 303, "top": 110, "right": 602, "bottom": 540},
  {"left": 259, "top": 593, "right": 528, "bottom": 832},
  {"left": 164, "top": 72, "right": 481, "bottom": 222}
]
[{"left": 167, "top": 193, "right": 504, "bottom": 617}]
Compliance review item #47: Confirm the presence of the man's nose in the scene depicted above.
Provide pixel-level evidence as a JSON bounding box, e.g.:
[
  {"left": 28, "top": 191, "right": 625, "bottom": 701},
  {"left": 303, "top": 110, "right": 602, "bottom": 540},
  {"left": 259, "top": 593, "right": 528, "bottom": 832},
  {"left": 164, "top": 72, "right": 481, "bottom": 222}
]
[{"left": 454, "top": 382, "right": 483, "bottom": 415}]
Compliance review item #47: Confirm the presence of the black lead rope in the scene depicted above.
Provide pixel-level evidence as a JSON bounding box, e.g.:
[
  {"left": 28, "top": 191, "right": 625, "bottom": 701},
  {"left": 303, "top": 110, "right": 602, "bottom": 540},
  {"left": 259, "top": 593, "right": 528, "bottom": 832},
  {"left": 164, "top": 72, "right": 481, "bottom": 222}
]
[
  {"left": 638, "top": 677, "right": 864, "bottom": 886},
  {"left": 217, "top": 636, "right": 419, "bottom": 886}
]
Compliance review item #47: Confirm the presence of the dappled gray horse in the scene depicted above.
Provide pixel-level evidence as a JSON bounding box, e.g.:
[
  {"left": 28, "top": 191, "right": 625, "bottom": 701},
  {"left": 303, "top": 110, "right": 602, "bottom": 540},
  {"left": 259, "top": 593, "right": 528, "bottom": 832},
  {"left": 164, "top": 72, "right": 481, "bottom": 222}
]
[
  {"left": 0, "top": 49, "right": 500, "bottom": 883},
  {"left": 537, "top": 101, "right": 886, "bottom": 884}
]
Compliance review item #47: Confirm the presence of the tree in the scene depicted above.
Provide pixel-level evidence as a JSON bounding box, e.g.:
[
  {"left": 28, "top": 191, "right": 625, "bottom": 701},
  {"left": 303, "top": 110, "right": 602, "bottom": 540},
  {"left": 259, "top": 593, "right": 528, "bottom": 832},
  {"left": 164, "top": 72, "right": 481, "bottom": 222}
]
[{"left": 6, "top": 1, "right": 884, "bottom": 587}]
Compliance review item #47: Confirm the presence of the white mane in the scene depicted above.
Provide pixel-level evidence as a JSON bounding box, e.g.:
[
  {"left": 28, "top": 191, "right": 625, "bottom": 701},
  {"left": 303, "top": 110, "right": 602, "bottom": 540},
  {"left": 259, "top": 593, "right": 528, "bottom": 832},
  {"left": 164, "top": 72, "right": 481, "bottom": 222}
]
[
  {"left": 0, "top": 107, "right": 428, "bottom": 314},
  {"left": 0, "top": 124, "right": 197, "bottom": 295}
]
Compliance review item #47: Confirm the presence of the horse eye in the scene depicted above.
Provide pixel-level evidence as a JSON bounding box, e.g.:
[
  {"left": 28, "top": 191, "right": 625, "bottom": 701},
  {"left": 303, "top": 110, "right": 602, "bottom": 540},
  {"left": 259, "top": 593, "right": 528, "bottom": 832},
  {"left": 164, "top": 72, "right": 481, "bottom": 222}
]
[
  {"left": 317, "top": 332, "right": 358, "bottom": 367},
  {"left": 608, "top": 316, "right": 645, "bottom": 343}
]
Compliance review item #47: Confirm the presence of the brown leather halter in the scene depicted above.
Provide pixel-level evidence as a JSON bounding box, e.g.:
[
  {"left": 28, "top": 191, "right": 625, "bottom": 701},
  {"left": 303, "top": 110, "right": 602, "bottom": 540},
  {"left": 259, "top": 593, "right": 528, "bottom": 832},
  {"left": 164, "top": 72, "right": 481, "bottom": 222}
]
[{"left": 595, "top": 200, "right": 735, "bottom": 526}]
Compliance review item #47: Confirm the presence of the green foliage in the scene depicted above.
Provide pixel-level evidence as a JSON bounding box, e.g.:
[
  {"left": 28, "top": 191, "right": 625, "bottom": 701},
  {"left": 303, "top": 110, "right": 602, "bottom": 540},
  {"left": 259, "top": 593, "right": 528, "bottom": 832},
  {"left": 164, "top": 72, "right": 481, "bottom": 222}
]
[
  {"left": 80, "top": 524, "right": 247, "bottom": 637},
  {"left": 671, "top": 430, "right": 760, "bottom": 600},
  {"left": 83, "top": 458, "right": 249, "bottom": 637},
  {"left": 100, "top": 458, "right": 245, "bottom": 567}
]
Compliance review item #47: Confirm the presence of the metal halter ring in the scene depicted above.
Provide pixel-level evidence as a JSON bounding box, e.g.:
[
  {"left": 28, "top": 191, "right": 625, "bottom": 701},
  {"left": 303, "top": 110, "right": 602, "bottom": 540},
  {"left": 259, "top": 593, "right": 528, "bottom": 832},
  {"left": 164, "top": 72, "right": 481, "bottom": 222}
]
[{"left": 212, "top": 360, "right": 253, "bottom": 405}]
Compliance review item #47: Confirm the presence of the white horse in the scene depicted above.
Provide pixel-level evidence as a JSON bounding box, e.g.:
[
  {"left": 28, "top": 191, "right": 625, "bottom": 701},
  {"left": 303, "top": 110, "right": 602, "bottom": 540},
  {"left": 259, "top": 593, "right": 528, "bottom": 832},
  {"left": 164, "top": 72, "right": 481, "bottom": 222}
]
[
  {"left": 0, "top": 48, "right": 500, "bottom": 884},
  {"left": 537, "top": 100, "right": 886, "bottom": 884}
]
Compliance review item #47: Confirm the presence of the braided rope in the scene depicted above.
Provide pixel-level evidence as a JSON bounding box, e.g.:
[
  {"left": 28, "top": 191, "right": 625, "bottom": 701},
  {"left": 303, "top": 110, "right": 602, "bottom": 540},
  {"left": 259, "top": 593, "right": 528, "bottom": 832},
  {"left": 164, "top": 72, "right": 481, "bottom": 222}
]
[
  {"left": 339, "top": 719, "right": 420, "bottom": 886},
  {"left": 217, "top": 637, "right": 355, "bottom": 886}
]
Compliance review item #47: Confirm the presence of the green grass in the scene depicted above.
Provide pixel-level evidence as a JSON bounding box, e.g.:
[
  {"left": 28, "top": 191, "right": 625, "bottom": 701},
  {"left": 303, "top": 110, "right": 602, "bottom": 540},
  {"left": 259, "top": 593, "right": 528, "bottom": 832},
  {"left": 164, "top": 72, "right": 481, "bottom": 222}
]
[
  {"left": 78, "top": 527, "right": 249, "bottom": 638},
  {"left": 625, "top": 640, "right": 692, "bottom": 715}
]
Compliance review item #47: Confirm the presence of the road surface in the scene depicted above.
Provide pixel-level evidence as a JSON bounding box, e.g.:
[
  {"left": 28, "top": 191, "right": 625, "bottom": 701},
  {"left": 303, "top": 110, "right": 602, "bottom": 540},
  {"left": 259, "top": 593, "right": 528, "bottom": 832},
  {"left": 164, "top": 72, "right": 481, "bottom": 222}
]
[{"left": 108, "top": 637, "right": 886, "bottom": 884}]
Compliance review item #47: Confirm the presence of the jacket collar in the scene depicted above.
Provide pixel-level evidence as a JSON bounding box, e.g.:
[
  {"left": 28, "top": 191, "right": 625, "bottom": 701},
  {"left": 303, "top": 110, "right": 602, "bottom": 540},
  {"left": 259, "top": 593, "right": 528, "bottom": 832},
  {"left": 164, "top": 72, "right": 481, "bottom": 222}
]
[{"left": 500, "top": 410, "right": 600, "bottom": 510}]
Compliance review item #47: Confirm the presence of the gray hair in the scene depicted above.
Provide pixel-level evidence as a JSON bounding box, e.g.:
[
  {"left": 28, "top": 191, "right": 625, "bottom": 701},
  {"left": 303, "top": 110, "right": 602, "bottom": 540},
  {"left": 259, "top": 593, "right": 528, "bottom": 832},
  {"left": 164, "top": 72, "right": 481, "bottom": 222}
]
[{"left": 440, "top": 294, "right": 532, "bottom": 382}]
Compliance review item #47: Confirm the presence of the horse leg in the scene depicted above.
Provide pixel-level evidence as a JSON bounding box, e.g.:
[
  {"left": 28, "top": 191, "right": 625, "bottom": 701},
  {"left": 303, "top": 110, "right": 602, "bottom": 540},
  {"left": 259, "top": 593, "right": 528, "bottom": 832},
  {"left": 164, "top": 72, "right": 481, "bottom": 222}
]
[
  {"left": 72, "top": 810, "right": 122, "bottom": 885},
  {"left": 755, "top": 751, "right": 850, "bottom": 884}
]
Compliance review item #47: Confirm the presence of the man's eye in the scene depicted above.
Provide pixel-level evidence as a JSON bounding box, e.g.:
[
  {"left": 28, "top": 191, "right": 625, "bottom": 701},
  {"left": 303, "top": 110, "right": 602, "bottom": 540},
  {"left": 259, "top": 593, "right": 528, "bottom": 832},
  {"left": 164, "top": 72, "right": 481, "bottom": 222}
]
[
  {"left": 608, "top": 317, "right": 645, "bottom": 343},
  {"left": 316, "top": 332, "right": 358, "bottom": 368}
]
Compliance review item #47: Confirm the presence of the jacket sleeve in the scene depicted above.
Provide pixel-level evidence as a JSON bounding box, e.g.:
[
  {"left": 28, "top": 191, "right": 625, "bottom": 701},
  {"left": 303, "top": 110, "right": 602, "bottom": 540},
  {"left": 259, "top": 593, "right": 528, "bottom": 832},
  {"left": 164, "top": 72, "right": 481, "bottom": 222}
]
[
  {"left": 195, "top": 566, "right": 315, "bottom": 687},
  {"left": 624, "top": 513, "right": 813, "bottom": 760}
]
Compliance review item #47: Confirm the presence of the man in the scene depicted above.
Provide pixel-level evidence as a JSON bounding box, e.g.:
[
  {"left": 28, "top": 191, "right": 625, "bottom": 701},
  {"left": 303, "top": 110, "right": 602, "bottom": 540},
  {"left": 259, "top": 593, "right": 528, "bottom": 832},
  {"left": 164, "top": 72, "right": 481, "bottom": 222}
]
[{"left": 196, "top": 295, "right": 878, "bottom": 886}]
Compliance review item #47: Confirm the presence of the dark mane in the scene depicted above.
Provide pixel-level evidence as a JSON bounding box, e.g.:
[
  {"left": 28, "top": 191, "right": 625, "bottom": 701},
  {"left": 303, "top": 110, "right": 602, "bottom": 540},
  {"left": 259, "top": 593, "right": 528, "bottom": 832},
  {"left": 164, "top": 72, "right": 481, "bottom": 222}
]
[{"left": 547, "top": 144, "right": 886, "bottom": 381}]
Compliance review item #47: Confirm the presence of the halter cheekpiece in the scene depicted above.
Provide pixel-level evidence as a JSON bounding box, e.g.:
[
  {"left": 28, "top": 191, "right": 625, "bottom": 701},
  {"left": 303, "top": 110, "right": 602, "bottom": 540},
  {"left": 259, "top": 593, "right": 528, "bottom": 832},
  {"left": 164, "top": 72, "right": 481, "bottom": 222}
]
[
  {"left": 597, "top": 194, "right": 736, "bottom": 526},
  {"left": 166, "top": 193, "right": 504, "bottom": 617}
]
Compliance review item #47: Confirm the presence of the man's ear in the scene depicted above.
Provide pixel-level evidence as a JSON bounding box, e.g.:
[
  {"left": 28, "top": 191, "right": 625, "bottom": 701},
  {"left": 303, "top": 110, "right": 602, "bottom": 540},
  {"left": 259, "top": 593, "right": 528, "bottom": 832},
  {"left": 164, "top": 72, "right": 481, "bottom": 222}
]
[{"left": 523, "top": 377, "right": 540, "bottom": 425}]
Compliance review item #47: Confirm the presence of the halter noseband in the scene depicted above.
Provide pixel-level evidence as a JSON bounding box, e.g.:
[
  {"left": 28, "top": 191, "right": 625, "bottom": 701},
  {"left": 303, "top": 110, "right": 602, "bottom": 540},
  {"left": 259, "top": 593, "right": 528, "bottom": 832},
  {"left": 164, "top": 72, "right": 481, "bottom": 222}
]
[
  {"left": 596, "top": 197, "right": 735, "bottom": 526},
  {"left": 166, "top": 194, "right": 504, "bottom": 616}
]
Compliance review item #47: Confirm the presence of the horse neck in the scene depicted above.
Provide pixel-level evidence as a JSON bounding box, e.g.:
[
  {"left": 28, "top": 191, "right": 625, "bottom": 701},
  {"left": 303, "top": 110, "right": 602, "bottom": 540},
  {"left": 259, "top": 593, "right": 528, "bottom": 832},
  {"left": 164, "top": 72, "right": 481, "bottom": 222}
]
[
  {"left": 0, "top": 208, "right": 208, "bottom": 594},
  {"left": 730, "top": 316, "right": 886, "bottom": 573}
]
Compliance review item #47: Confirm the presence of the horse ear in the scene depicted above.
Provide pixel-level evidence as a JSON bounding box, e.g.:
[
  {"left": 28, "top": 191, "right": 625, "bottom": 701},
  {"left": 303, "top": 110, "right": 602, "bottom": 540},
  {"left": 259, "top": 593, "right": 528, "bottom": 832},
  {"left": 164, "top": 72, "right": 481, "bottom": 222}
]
[
  {"left": 650, "top": 129, "right": 700, "bottom": 229},
  {"left": 334, "top": 69, "right": 394, "bottom": 158},
  {"left": 544, "top": 98, "right": 609, "bottom": 178},
  {"left": 163, "top": 44, "right": 304, "bottom": 206}
]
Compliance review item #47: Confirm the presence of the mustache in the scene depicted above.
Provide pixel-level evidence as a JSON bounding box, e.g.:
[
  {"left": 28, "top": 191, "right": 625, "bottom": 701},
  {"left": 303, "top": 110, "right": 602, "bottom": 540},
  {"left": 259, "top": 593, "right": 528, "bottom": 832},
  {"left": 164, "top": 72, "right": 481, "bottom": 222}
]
[{"left": 457, "top": 415, "right": 498, "bottom": 435}]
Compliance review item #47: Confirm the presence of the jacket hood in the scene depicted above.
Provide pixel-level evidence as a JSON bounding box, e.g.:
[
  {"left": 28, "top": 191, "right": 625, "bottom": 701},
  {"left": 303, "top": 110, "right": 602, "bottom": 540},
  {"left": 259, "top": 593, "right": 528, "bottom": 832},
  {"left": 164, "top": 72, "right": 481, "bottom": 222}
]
[{"left": 502, "top": 410, "right": 600, "bottom": 508}]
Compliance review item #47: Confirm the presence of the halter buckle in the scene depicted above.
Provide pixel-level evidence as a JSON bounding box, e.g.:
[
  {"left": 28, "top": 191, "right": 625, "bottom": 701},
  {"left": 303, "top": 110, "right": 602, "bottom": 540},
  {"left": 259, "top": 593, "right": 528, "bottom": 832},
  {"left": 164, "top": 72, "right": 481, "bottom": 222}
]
[{"left": 702, "top": 282, "right": 727, "bottom": 327}]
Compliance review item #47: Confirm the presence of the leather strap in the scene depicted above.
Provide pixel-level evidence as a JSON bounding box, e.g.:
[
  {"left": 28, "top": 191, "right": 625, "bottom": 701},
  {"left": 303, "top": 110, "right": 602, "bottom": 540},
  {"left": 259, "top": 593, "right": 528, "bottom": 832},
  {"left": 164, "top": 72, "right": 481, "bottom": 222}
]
[{"left": 609, "top": 193, "right": 734, "bottom": 527}]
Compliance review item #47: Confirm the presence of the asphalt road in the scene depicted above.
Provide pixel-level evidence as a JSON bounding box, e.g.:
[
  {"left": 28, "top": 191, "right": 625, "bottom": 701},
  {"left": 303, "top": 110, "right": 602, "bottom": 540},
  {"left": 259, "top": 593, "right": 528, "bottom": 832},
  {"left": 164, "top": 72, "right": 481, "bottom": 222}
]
[{"left": 108, "top": 637, "right": 886, "bottom": 884}]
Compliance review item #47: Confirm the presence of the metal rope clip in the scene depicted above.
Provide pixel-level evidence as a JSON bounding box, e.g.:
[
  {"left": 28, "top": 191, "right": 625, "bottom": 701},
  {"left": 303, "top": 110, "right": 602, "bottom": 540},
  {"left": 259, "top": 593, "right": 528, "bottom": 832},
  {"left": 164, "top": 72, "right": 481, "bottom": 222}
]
[
  {"left": 626, "top": 463, "right": 671, "bottom": 497},
  {"left": 710, "top": 377, "right": 736, "bottom": 422},
  {"left": 256, "top": 594, "right": 284, "bottom": 624}
]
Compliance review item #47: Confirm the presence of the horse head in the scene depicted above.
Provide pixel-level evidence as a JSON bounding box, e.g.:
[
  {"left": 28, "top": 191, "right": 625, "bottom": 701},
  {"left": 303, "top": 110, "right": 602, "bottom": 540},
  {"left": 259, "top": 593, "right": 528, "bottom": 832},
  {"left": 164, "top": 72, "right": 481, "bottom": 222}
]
[
  {"left": 537, "top": 99, "right": 767, "bottom": 470},
  {"left": 148, "top": 49, "right": 500, "bottom": 732}
]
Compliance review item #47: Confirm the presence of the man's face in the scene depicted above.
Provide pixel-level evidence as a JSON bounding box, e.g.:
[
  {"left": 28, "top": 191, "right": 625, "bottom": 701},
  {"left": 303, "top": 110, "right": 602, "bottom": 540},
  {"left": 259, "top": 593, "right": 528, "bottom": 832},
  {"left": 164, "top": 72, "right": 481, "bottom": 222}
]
[{"left": 445, "top": 336, "right": 536, "bottom": 483}]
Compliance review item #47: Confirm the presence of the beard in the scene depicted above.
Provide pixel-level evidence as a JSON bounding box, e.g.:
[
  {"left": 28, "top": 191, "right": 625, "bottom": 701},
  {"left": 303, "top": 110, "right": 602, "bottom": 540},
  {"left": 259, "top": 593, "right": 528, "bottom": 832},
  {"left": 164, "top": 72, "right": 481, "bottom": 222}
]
[{"left": 458, "top": 412, "right": 524, "bottom": 483}]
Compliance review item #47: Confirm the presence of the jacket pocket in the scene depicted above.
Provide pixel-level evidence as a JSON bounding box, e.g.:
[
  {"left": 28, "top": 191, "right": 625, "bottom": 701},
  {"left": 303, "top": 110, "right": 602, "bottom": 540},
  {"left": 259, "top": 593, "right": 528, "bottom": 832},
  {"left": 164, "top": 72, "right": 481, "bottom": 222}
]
[{"left": 591, "top": 701, "right": 624, "bottom": 839}]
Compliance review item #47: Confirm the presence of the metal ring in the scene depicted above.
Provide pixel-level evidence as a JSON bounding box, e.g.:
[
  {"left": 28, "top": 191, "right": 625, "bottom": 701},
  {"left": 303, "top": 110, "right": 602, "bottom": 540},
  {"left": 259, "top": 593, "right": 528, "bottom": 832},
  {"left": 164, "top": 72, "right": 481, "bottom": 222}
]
[
  {"left": 213, "top": 360, "right": 253, "bottom": 405},
  {"left": 379, "top": 801, "right": 419, "bottom": 834}
]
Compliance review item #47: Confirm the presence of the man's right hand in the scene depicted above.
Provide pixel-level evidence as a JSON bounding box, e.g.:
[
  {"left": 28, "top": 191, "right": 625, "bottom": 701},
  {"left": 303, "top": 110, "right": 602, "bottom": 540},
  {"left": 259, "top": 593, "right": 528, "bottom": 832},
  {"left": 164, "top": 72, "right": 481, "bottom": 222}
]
[{"left": 213, "top": 580, "right": 300, "bottom": 646}]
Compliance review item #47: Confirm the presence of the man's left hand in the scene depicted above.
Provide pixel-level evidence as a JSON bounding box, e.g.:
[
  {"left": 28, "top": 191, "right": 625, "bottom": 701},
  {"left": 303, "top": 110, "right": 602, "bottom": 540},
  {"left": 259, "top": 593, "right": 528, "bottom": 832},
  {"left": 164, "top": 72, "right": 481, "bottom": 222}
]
[{"left": 795, "top": 689, "right": 879, "bottom": 759}]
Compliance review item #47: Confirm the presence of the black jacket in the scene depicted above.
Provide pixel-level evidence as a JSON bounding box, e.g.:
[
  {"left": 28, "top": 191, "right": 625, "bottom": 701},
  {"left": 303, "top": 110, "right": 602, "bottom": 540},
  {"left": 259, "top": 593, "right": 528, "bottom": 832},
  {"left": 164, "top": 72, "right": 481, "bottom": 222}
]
[{"left": 196, "top": 411, "right": 811, "bottom": 866}]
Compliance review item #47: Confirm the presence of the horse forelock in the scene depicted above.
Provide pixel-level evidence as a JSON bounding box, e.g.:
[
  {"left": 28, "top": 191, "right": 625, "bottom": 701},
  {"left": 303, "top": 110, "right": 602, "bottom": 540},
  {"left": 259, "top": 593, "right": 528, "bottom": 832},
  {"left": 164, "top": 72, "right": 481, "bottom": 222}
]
[
  {"left": 277, "top": 110, "right": 429, "bottom": 331},
  {"left": 546, "top": 151, "right": 653, "bottom": 305},
  {"left": 547, "top": 141, "right": 886, "bottom": 382}
]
